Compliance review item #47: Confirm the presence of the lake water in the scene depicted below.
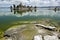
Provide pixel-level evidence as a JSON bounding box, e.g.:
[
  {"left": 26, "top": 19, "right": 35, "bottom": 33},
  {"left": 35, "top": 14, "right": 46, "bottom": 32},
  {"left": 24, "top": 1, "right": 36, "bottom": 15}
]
[{"left": 0, "top": 7, "right": 60, "bottom": 31}]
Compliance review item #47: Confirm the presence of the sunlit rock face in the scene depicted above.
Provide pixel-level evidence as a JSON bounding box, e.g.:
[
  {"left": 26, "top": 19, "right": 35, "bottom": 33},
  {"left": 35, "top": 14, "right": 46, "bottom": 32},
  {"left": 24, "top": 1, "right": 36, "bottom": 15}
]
[
  {"left": 44, "top": 35, "right": 59, "bottom": 40},
  {"left": 34, "top": 35, "right": 42, "bottom": 40},
  {"left": 34, "top": 35, "right": 59, "bottom": 40}
]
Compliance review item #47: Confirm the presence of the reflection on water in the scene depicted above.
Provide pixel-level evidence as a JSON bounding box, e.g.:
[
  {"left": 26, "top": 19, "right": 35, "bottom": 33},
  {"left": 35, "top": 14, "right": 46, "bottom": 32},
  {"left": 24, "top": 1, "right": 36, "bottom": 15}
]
[
  {"left": 0, "top": 8, "right": 60, "bottom": 31},
  {"left": 12, "top": 8, "right": 37, "bottom": 15},
  {"left": 0, "top": 8, "right": 60, "bottom": 20}
]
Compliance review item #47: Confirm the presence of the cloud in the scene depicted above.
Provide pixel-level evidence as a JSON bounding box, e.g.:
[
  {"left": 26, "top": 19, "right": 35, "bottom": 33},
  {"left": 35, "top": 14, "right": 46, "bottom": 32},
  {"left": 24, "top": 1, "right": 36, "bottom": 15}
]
[{"left": 0, "top": 0, "right": 60, "bottom": 7}]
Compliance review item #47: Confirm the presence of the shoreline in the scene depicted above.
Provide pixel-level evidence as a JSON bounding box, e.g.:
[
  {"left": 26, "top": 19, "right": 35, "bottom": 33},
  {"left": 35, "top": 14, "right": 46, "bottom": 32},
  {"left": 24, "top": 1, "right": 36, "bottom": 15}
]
[{"left": 3, "top": 23, "right": 60, "bottom": 40}]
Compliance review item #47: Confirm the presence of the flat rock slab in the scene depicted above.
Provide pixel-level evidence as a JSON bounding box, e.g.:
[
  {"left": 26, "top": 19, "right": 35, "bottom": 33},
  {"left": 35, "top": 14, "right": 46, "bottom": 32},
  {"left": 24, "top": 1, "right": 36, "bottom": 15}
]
[
  {"left": 34, "top": 35, "right": 59, "bottom": 40},
  {"left": 44, "top": 35, "right": 59, "bottom": 40},
  {"left": 34, "top": 35, "right": 42, "bottom": 40}
]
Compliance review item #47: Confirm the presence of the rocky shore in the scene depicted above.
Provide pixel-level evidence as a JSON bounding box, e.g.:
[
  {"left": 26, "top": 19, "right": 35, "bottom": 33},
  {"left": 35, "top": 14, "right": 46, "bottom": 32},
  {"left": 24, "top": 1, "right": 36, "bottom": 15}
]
[{"left": 3, "top": 23, "right": 60, "bottom": 40}]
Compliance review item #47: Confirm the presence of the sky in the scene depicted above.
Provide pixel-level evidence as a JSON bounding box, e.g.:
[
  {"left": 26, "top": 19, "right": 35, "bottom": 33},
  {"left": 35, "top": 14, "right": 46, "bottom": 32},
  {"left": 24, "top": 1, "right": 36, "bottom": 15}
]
[{"left": 0, "top": 0, "right": 60, "bottom": 7}]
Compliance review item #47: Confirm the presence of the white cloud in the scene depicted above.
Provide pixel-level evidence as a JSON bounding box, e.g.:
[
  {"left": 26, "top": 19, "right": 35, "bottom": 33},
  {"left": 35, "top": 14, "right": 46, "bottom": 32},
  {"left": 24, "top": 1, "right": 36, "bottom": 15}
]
[{"left": 0, "top": 0, "right": 60, "bottom": 7}]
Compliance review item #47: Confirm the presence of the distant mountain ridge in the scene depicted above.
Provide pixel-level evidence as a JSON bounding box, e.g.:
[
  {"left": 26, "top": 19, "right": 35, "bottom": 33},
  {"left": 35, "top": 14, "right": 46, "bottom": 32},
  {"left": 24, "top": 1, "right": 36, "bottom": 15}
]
[
  {"left": 0, "top": 7, "right": 10, "bottom": 8},
  {"left": 0, "top": 6, "right": 60, "bottom": 8},
  {"left": 39, "top": 6, "right": 60, "bottom": 8}
]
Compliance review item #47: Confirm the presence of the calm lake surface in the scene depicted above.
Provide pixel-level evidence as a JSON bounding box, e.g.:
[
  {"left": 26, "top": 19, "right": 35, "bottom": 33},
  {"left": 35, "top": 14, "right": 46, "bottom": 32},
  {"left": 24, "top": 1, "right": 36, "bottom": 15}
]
[{"left": 0, "top": 7, "right": 60, "bottom": 31}]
